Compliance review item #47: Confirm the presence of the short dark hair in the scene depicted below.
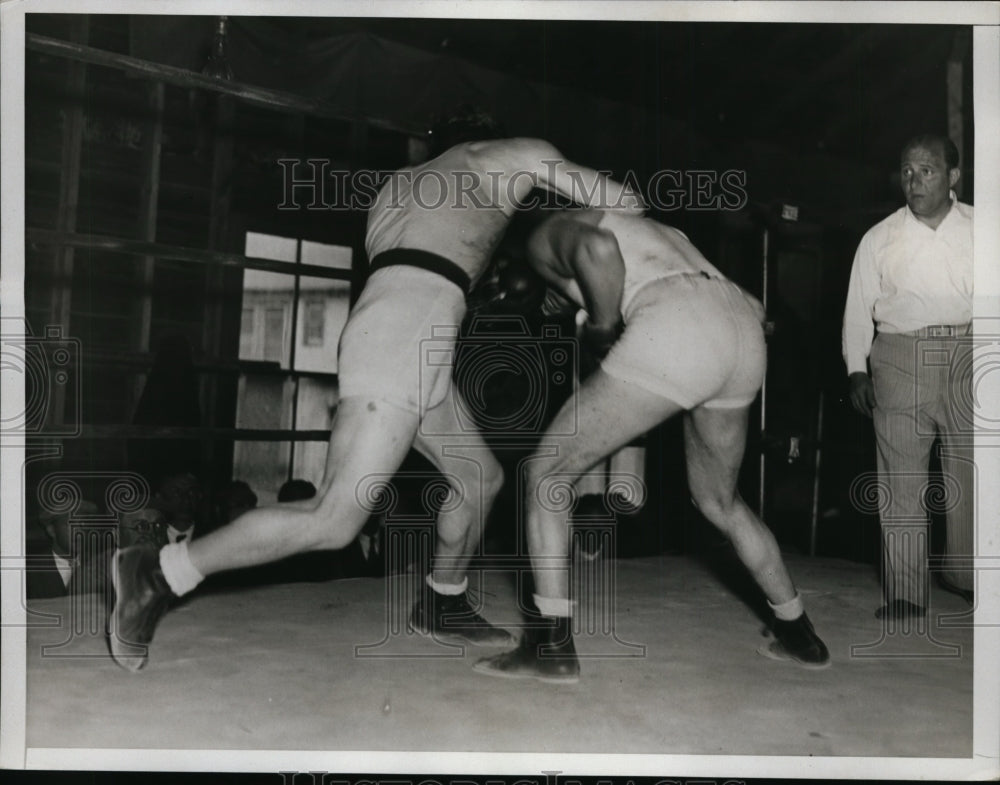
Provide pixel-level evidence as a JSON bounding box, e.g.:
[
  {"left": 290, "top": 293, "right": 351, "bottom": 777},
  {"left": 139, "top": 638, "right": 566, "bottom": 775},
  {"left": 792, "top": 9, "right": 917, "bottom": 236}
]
[
  {"left": 901, "top": 134, "right": 960, "bottom": 169},
  {"left": 428, "top": 105, "right": 505, "bottom": 157}
]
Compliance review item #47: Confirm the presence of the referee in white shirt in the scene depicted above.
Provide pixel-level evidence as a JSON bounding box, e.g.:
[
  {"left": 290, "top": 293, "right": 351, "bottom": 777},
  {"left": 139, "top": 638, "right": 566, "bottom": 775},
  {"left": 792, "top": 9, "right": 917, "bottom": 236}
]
[{"left": 842, "top": 133, "right": 974, "bottom": 621}]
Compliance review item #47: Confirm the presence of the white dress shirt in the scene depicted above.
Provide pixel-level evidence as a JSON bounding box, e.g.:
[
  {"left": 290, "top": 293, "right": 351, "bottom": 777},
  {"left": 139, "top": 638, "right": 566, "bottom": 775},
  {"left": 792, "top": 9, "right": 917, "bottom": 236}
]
[{"left": 841, "top": 194, "right": 973, "bottom": 374}]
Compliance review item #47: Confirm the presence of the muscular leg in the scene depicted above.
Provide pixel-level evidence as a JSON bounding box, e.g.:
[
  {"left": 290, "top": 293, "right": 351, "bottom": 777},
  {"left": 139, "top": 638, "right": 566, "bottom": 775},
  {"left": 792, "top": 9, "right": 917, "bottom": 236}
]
[
  {"left": 473, "top": 369, "right": 680, "bottom": 681},
  {"left": 683, "top": 405, "right": 796, "bottom": 604},
  {"left": 684, "top": 404, "right": 828, "bottom": 667},
  {"left": 525, "top": 369, "right": 683, "bottom": 602},
  {"left": 188, "top": 397, "right": 419, "bottom": 576},
  {"left": 109, "top": 395, "right": 422, "bottom": 671},
  {"left": 403, "top": 383, "right": 512, "bottom": 647},
  {"left": 413, "top": 382, "right": 505, "bottom": 585},
  {"left": 476, "top": 370, "right": 828, "bottom": 679}
]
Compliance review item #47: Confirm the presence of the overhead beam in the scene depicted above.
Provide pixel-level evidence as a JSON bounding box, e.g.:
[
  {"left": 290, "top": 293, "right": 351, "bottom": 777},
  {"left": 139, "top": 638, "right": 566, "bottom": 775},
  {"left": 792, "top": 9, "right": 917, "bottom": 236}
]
[
  {"left": 72, "top": 425, "right": 331, "bottom": 441},
  {"left": 26, "top": 229, "right": 354, "bottom": 282},
  {"left": 26, "top": 33, "right": 426, "bottom": 138}
]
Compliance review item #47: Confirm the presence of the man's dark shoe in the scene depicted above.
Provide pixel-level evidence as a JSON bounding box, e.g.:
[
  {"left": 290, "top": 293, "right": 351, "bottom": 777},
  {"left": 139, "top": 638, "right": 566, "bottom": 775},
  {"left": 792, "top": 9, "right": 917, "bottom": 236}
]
[
  {"left": 875, "top": 599, "right": 927, "bottom": 621},
  {"left": 937, "top": 576, "right": 974, "bottom": 606},
  {"left": 473, "top": 616, "right": 580, "bottom": 683},
  {"left": 758, "top": 612, "right": 831, "bottom": 670},
  {"left": 108, "top": 545, "right": 175, "bottom": 672},
  {"left": 409, "top": 589, "right": 514, "bottom": 647}
]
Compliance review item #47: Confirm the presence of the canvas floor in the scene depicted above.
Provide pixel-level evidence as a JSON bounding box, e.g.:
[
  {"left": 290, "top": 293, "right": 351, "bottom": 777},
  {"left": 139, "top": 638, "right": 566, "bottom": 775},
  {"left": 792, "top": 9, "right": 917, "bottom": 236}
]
[{"left": 22, "top": 552, "right": 974, "bottom": 758}]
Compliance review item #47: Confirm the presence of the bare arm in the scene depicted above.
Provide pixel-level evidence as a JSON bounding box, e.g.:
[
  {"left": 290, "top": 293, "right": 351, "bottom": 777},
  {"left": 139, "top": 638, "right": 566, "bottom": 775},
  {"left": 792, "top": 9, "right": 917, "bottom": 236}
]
[
  {"left": 562, "top": 226, "right": 625, "bottom": 331},
  {"left": 528, "top": 214, "right": 625, "bottom": 332},
  {"left": 475, "top": 138, "right": 645, "bottom": 213},
  {"left": 539, "top": 157, "right": 644, "bottom": 214}
]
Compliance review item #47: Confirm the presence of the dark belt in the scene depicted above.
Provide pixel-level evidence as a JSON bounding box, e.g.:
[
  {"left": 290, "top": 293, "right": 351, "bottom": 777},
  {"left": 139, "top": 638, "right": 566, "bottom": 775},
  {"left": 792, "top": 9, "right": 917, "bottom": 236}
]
[{"left": 368, "top": 249, "right": 471, "bottom": 294}]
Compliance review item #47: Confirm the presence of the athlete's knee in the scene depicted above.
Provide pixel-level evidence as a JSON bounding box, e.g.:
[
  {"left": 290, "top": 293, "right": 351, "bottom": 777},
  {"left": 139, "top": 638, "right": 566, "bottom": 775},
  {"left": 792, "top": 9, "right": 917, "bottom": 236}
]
[
  {"left": 690, "top": 487, "right": 738, "bottom": 528},
  {"left": 304, "top": 491, "right": 364, "bottom": 550},
  {"left": 443, "top": 453, "right": 504, "bottom": 511},
  {"left": 526, "top": 461, "right": 579, "bottom": 516},
  {"left": 481, "top": 454, "right": 505, "bottom": 504}
]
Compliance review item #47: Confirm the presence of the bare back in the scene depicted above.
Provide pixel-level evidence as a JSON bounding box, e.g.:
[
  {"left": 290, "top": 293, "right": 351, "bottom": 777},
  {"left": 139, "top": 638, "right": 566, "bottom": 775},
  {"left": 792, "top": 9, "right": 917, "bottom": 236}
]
[
  {"left": 365, "top": 142, "right": 514, "bottom": 283},
  {"left": 595, "top": 211, "right": 724, "bottom": 309},
  {"left": 529, "top": 210, "right": 727, "bottom": 313},
  {"left": 365, "top": 139, "right": 644, "bottom": 285}
]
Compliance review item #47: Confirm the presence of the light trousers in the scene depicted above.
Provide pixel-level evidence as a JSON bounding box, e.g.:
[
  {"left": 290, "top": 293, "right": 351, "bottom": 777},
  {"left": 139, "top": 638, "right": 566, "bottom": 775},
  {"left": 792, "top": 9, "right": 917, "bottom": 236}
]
[{"left": 870, "top": 328, "right": 975, "bottom": 605}]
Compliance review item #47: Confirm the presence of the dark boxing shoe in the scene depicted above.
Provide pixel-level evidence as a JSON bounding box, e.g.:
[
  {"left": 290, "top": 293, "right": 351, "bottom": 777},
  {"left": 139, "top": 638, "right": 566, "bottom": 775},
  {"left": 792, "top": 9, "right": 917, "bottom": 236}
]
[
  {"left": 473, "top": 616, "right": 580, "bottom": 684},
  {"left": 758, "top": 612, "right": 831, "bottom": 670},
  {"left": 937, "top": 575, "right": 974, "bottom": 606},
  {"left": 108, "top": 545, "right": 175, "bottom": 672},
  {"left": 409, "top": 589, "right": 515, "bottom": 648}
]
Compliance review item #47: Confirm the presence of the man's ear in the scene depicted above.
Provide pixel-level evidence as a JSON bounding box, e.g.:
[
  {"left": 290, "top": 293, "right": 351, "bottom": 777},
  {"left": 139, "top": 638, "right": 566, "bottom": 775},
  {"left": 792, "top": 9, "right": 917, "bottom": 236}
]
[{"left": 949, "top": 167, "right": 961, "bottom": 189}]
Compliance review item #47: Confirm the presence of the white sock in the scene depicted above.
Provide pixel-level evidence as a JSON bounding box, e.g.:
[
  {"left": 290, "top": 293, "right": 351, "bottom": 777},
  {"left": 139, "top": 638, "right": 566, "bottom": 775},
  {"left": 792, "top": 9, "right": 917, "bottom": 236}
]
[
  {"left": 533, "top": 593, "right": 574, "bottom": 618},
  {"left": 52, "top": 551, "right": 76, "bottom": 587},
  {"left": 426, "top": 573, "right": 467, "bottom": 595},
  {"left": 159, "top": 541, "right": 205, "bottom": 597},
  {"left": 768, "top": 593, "right": 804, "bottom": 621}
]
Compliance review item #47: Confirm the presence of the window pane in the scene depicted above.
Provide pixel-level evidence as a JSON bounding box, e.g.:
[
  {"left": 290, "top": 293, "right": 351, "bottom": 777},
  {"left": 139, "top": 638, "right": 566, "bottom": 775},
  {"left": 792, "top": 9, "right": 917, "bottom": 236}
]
[
  {"left": 245, "top": 231, "right": 297, "bottom": 262},
  {"left": 294, "top": 276, "right": 350, "bottom": 372},
  {"left": 263, "top": 308, "right": 286, "bottom": 364},
  {"left": 302, "top": 300, "right": 325, "bottom": 346},
  {"left": 239, "top": 308, "right": 255, "bottom": 357},
  {"left": 301, "top": 240, "right": 352, "bottom": 270},
  {"left": 232, "top": 373, "right": 295, "bottom": 505},
  {"left": 239, "top": 270, "right": 294, "bottom": 368},
  {"left": 244, "top": 231, "right": 297, "bottom": 289},
  {"left": 291, "top": 377, "right": 337, "bottom": 491},
  {"left": 231, "top": 441, "right": 292, "bottom": 507}
]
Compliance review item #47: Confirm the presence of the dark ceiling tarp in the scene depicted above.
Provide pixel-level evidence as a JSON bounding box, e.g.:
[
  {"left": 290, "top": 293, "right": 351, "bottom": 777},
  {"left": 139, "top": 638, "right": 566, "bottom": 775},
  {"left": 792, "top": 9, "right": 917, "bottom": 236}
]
[
  {"left": 128, "top": 16, "right": 884, "bottom": 219},
  {"left": 127, "top": 16, "right": 681, "bottom": 175}
]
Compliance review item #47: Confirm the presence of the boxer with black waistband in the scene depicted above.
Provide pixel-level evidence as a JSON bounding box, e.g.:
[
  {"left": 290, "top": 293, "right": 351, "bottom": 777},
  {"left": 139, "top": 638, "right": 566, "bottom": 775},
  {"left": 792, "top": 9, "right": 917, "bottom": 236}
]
[{"left": 106, "top": 108, "right": 644, "bottom": 672}]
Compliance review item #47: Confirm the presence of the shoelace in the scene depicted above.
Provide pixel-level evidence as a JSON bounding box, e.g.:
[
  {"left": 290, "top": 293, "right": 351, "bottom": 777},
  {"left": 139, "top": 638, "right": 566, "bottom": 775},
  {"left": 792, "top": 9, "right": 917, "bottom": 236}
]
[{"left": 440, "top": 585, "right": 501, "bottom": 623}]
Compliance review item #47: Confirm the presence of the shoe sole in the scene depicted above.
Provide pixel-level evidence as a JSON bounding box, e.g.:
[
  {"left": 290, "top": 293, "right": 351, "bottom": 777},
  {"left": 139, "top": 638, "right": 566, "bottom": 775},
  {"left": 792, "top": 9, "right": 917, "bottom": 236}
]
[
  {"left": 471, "top": 660, "right": 580, "bottom": 684},
  {"left": 756, "top": 640, "right": 831, "bottom": 670},
  {"left": 107, "top": 549, "right": 148, "bottom": 673},
  {"left": 408, "top": 621, "right": 515, "bottom": 648}
]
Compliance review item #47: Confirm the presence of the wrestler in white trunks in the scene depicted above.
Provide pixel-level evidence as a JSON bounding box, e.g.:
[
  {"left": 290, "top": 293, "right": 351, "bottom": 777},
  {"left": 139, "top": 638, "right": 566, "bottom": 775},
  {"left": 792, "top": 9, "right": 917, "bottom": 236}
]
[{"left": 474, "top": 209, "right": 830, "bottom": 683}]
